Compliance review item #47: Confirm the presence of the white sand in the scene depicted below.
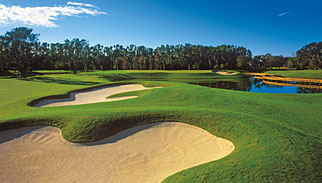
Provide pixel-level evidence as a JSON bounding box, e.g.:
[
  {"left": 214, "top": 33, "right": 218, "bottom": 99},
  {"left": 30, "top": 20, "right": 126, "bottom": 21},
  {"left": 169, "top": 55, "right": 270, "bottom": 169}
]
[
  {"left": 34, "top": 84, "right": 159, "bottom": 107},
  {"left": 216, "top": 71, "right": 237, "bottom": 75},
  {"left": 0, "top": 122, "right": 234, "bottom": 183}
]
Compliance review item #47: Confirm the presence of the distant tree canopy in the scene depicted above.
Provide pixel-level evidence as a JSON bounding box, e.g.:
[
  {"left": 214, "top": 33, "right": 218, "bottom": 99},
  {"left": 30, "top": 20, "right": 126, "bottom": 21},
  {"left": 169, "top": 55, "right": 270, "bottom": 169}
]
[
  {"left": 0, "top": 27, "right": 39, "bottom": 77},
  {"left": 251, "top": 42, "right": 322, "bottom": 70},
  {"left": 296, "top": 42, "right": 322, "bottom": 69},
  {"left": 0, "top": 27, "right": 321, "bottom": 77}
]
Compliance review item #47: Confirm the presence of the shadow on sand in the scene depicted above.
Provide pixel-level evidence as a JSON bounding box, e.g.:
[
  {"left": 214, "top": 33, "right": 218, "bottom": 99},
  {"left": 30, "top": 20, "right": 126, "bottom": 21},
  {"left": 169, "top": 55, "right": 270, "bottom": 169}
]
[
  {"left": 0, "top": 122, "right": 167, "bottom": 146},
  {"left": 82, "top": 122, "right": 164, "bottom": 146},
  {"left": 0, "top": 126, "right": 45, "bottom": 144}
]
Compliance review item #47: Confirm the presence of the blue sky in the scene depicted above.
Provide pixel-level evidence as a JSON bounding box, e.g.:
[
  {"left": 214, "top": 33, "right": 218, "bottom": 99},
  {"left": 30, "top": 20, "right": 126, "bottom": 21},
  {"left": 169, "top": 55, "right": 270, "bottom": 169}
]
[{"left": 0, "top": 0, "right": 321, "bottom": 56}]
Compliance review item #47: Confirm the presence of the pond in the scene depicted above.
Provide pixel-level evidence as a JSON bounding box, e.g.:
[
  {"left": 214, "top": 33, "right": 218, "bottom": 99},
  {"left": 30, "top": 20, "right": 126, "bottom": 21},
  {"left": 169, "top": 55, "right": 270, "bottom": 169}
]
[{"left": 190, "top": 77, "right": 322, "bottom": 94}]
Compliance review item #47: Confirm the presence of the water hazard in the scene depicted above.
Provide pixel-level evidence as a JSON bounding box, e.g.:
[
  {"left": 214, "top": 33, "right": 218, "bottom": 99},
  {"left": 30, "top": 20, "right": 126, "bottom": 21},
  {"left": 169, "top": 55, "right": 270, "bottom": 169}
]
[{"left": 190, "top": 76, "right": 322, "bottom": 94}]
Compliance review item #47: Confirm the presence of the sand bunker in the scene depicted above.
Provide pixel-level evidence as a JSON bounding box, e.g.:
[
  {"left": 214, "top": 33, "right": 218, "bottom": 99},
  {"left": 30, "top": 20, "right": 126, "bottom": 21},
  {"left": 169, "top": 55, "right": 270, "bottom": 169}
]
[
  {"left": 216, "top": 71, "right": 237, "bottom": 75},
  {"left": 0, "top": 122, "right": 234, "bottom": 183},
  {"left": 34, "top": 84, "right": 159, "bottom": 107}
]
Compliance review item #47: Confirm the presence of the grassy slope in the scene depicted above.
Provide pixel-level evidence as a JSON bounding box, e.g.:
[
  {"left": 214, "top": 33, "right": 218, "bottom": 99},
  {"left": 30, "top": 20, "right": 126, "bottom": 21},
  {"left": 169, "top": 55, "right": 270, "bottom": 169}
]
[
  {"left": 266, "top": 70, "right": 322, "bottom": 79},
  {"left": 0, "top": 70, "right": 321, "bottom": 182}
]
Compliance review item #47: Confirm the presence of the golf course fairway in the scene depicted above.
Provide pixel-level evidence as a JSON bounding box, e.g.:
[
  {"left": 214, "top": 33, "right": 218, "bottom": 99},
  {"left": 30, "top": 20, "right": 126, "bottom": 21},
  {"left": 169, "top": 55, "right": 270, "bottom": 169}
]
[{"left": 0, "top": 70, "right": 321, "bottom": 182}]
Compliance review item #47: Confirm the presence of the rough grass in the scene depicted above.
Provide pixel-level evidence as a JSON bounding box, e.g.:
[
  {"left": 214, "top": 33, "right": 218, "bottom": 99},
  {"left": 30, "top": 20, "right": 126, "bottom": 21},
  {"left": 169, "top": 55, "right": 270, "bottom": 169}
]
[
  {"left": 0, "top": 70, "right": 321, "bottom": 182},
  {"left": 266, "top": 70, "right": 322, "bottom": 79}
]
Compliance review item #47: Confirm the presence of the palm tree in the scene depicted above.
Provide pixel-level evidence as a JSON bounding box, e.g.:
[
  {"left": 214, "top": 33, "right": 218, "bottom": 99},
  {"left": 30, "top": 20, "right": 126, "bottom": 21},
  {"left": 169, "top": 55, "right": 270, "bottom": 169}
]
[
  {"left": 104, "top": 46, "right": 113, "bottom": 70},
  {"left": 63, "top": 39, "right": 72, "bottom": 71}
]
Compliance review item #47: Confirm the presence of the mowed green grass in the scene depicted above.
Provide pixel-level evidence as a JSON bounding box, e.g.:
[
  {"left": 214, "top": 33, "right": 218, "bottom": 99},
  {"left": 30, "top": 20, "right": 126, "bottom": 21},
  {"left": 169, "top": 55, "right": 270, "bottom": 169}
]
[
  {"left": 0, "top": 70, "right": 321, "bottom": 182},
  {"left": 266, "top": 70, "right": 322, "bottom": 79}
]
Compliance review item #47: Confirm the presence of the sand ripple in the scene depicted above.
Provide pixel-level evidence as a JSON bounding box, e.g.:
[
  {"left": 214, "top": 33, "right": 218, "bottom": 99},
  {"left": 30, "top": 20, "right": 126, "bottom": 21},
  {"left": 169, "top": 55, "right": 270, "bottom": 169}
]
[{"left": 0, "top": 122, "right": 235, "bottom": 183}]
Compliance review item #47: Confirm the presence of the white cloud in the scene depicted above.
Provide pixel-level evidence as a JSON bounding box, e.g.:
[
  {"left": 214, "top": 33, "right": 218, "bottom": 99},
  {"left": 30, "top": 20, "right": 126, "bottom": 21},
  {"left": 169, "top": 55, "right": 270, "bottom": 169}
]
[
  {"left": 0, "top": 2, "right": 106, "bottom": 27},
  {"left": 67, "top": 2, "right": 96, "bottom": 8},
  {"left": 278, "top": 11, "right": 291, "bottom": 17}
]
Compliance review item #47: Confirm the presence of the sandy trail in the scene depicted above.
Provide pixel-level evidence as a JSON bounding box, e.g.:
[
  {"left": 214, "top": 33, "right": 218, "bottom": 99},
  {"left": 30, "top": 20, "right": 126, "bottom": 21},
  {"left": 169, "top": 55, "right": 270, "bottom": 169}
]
[
  {"left": 34, "top": 84, "right": 159, "bottom": 107},
  {"left": 216, "top": 71, "right": 237, "bottom": 75},
  {"left": 0, "top": 122, "right": 234, "bottom": 183}
]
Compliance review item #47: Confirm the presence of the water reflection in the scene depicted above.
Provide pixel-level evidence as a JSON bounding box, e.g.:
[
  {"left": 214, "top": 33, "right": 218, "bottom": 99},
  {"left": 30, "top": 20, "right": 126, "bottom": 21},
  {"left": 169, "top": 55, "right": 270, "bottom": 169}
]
[{"left": 190, "top": 77, "right": 322, "bottom": 94}]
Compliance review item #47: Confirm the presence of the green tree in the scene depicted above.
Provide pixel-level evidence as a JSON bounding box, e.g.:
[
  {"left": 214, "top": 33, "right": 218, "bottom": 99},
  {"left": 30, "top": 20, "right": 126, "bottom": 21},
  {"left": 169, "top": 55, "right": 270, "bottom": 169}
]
[
  {"left": 297, "top": 42, "right": 322, "bottom": 69},
  {"left": 287, "top": 59, "right": 294, "bottom": 69},
  {"left": 236, "top": 55, "right": 248, "bottom": 69},
  {"left": 0, "top": 27, "right": 39, "bottom": 77}
]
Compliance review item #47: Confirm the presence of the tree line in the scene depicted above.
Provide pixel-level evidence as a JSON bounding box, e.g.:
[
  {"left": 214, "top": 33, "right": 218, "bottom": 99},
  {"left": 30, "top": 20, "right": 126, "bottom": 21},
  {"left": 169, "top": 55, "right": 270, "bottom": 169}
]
[{"left": 0, "top": 27, "right": 321, "bottom": 77}]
